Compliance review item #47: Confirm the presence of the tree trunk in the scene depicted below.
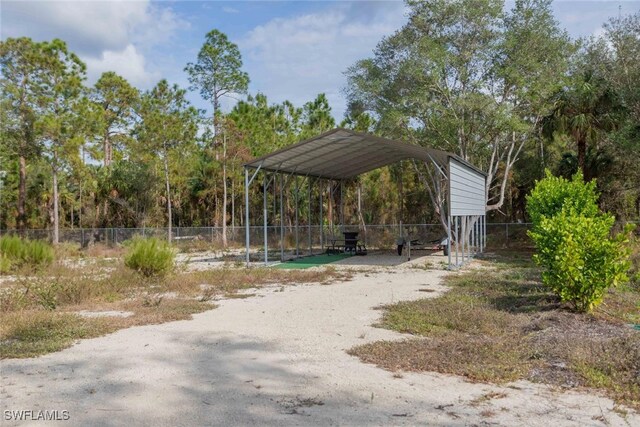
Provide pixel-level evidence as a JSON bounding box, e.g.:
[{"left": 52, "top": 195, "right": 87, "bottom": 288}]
[
  {"left": 163, "top": 150, "right": 172, "bottom": 244},
  {"left": 231, "top": 175, "right": 235, "bottom": 230},
  {"left": 577, "top": 138, "right": 587, "bottom": 177},
  {"left": 102, "top": 132, "right": 111, "bottom": 227},
  {"left": 17, "top": 155, "right": 27, "bottom": 230},
  {"left": 222, "top": 134, "right": 228, "bottom": 248},
  {"left": 52, "top": 167, "right": 59, "bottom": 245}
]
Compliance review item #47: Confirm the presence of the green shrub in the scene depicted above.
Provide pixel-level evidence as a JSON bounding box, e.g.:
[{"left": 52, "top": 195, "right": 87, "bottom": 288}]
[
  {"left": 526, "top": 170, "right": 599, "bottom": 225},
  {"left": 124, "top": 237, "right": 175, "bottom": 277},
  {"left": 526, "top": 171, "right": 634, "bottom": 312},
  {"left": 23, "top": 240, "right": 55, "bottom": 267},
  {"left": 0, "top": 236, "right": 54, "bottom": 271},
  {"left": 0, "top": 254, "right": 12, "bottom": 274},
  {"left": 0, "top": 235, "right": 25, "bottom": 260},
  {"left": 529, "top": 212, "right": 633, "bottom": 312}
]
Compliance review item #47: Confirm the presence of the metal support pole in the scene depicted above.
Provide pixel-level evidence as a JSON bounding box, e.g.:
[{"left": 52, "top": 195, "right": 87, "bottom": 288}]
[
  {"left": 295, "top": 176, "right": 299, "bottom": 258},
  {"left": 319, "top": 179, "right": 324, "bottom": 252},
  {"left": 280, "top": 174, "right": 284, "bottom": 262},
  {"left": 263, "top": 173, "right": 268, "bottom": 265},
  {"left": 447, "top": 215, "right": 452, "bottom": 268},
  {"left": 455, "top": 216, "right": 459, "bottom": 266},
  {"left": 308, "top": 177, "right": 312, "bottom": 256},
  {"left": 480, "top": 215, "right": 484, "bottom": 252},
  {"left": 462, "top": 217, "right": 467, "bottom": 263},
  {"left": 245, "top": 168, "right": 250, "bottom": 267},
  {"left": 506, "top": 222, "right": 509, "bottom": 246},
  {"left": 483, "top": 215, "right": 486, "bottom": 252},
  {"left": 473, "top": 217, "right": 476, "bottom": 255},
  {"left": 476, "top": 216, "right": 480, "bottom": 254},
  {"left": 340, "top": 180, "right": 344, "bottom": 231}
]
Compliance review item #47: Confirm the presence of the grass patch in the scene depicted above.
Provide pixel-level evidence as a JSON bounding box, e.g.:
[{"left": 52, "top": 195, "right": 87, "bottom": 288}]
[
  {"left": 124, "top": 237, "right": 176, "bottom": 277},
  {"left": 349, "top": 249, "right": 640, "bottom": 409},
  {"left": 0, "top": 236, "right": 54, "bottom": 272},
  {"left": 1, "top": 255, "right": 347, "bottom": 358},
  {"left": 0, "top": 299, "right": 211, "bottom": 359}
]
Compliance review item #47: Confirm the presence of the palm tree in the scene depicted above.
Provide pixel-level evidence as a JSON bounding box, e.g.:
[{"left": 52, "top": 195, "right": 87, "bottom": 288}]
[{"left": 547, "top": 69, "right": 618, "bottom": 177}]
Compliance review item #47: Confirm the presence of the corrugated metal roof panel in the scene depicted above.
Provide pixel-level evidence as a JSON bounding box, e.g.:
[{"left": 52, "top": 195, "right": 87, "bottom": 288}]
[{"left": 244, "top": 128, "right": 484, "bottom": 179}]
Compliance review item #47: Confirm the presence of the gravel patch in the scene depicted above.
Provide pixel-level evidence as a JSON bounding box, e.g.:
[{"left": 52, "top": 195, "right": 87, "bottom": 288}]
[{"left": 1, "top": 264, "right": 637, "bottom": 426}]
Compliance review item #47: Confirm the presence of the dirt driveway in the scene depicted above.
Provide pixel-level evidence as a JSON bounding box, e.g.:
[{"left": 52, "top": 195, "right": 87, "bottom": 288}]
[{"left": 1, "top": 264, "right": 637, "bottom": 426}]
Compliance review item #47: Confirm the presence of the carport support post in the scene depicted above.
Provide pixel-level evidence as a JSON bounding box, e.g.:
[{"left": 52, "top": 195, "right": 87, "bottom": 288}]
[
  {"left": 263, "top": 173, "right": 268, "bottom": 265},
  {"left": 483, "top": 216, "right": 486, "bottom": 252},
  {"left": 340, "top": 180, "right": 344, "bottom": 231},
  {"left": 476, "top": 217, "right": 480, "bottom": 253},
  {"left": 447, "top": 215, "right": 452, "bottom": 268},
  {"left": 472, "top": 217, "right": 475, "bottom": 255},
  {"left": 308, "top": 177, "right": 312, "bottom": 256},
  {"left": 280, "top": 174, "right": 284, "bottom": 262},
  {"left": 455, "top": 216, "right": 459, "bottom": 267},
  {"left": 319, "top": 180, "right": 324, "bottom": 252},
  {"left": 462, "top": 217, "right": 467, "bottom": 263},
  {"left": 245, "top": 168, "right": 250, "bottom": 267},
  {"left": 295, "top": 176, "right": 299, "bottom": 258}
]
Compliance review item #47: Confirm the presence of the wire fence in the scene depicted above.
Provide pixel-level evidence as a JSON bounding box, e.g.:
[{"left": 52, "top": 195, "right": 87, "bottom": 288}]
[{"left": 2, "top": 222, "right": 636, "bottom": 250}]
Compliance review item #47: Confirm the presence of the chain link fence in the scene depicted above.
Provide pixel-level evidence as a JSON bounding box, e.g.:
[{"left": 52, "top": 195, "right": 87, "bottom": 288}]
[{"left": 2, "top": 222, "right": 636, "bottom": 251}]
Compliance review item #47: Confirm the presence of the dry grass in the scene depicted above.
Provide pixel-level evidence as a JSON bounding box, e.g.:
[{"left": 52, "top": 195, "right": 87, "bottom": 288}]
[
  {"left": 349, "top": 249, "right": 640, "bottom": 409},
  {"left": 1, "top": 255, "right": 347, "bottom": 359}
]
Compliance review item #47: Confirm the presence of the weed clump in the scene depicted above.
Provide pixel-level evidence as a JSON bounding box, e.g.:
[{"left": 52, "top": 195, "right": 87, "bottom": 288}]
[
  {"left": 124, "top": 237, "right": 175, "bottom": 277},
  {"left": 0, "top": 236, "right": 54, "bottom": 272}
]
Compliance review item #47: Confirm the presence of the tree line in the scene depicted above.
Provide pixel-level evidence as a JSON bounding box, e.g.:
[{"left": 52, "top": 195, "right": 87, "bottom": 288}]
[{"left": 1, "top": 0, "right": 639, "bottom": 245}]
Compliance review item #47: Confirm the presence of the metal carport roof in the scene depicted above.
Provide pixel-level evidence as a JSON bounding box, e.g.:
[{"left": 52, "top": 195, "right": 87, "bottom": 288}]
[{"left": 244, "top": 128, "right": 485, "bottom": 180}]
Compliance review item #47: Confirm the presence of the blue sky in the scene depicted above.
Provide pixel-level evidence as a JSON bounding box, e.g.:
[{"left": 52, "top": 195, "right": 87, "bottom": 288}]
[{"left": 2, "top": 1, "right": 639, "bottom": 120}]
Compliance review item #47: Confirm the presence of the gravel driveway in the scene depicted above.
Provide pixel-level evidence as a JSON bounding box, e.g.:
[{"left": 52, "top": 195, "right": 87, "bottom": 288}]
[{"left": 1, "top": 263, "right": 637, "bottom": 426}]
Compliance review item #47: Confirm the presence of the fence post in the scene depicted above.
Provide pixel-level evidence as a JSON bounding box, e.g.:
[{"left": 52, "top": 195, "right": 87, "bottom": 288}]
[{"left": 506, "top": 223, "right": 509, "bottom": 246}]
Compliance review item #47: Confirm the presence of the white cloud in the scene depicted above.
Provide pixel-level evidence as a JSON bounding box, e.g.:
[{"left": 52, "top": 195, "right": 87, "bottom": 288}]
[
  {"left": 240, "top": 2, "right": 407, "bottom": 119},
  {"left": 84, "top": 44, "right": 160, "bottom": 87},
  {"left": 222, "top": 6, "right": 239, "bottom": 14},
  {"left": 1, "top": 0, "right": 187, "bottom": 88}
]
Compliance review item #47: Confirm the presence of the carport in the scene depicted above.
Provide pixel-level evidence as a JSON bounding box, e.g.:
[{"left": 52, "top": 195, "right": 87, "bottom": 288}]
[{"left": 243, "top": 128, "right": 487, "bottom": 269}]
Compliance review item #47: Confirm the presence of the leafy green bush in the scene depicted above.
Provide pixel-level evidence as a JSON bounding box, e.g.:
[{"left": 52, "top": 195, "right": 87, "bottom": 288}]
[
  {"left": 526, "top": 171, "right": 600, "bottom": 225},
  {"left": 0, "top": 236, "right": 54, "bottom": 271},
  {"left": 124, "top": 237, "right": 175, "bottom": 277},
  {"left": 526, "top": 171, "right": 634, "bottom": 312},
  {"left": 529, "top": 212, "right": 632, "bottom": 311}
]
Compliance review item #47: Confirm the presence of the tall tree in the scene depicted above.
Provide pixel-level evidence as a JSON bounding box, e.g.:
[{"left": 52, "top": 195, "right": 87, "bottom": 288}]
[
  {"left": 185, "top": 29, "right": 249, "bottom": 246},
  {"left": 137, "top": 80, "right": 199, "bottom": 242},
  {"left": 345, "top": 0, "right": 572, "bottom": 227},
  {"left": 301, "top": 93, "right": 335, "bottom": 138},
  {"left": 546, "top": 63, "right": 618, "bottom": 178},
  {"left": 0, "top": 37, "right": 45, "bottom": 230},
  {"left": 34, "top": 39, "right": 86, "bottom": 244},
  {"left": 91, "top": 71, "right": 139, "bottom": 167}
]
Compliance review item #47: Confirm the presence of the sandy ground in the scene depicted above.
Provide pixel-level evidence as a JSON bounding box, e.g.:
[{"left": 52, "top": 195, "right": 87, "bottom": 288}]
[{"left": 1, "top": 257, "right": 638, "bottom": 426}]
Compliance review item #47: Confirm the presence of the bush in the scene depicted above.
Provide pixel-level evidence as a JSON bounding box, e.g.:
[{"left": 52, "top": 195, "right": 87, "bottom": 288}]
[
  {"left": 0, "top": 254, "right": 12, "bottom": 274},
  {"left": 529, "top": 212, "right": 632, "bottom": 311},
  {"left": 124, "top": 237, "right": 175, "bottom": 277},
  {"left": 526, "top": 170, "right": 600, "bottom": 225},
  {"left": 23, "top": 239, "right": 55, "bottom": 266},
  {"left": 0, "top": 236, "right": 54, "bottom": 271},
  {"left": 0, "top": 236, "right": 24, "bottom": 260},
  {"left": 526, "top": 171, "right": 634, "bottom": 312}
]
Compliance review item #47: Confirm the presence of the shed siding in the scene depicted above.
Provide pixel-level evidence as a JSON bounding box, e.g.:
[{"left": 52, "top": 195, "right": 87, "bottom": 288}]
[{"left": 449, "top": 158, "right": 486, "bottom": 216}]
